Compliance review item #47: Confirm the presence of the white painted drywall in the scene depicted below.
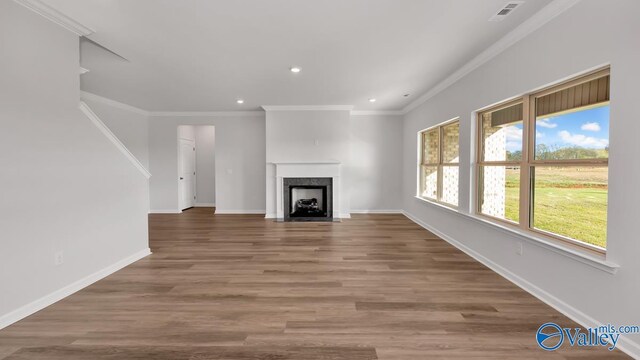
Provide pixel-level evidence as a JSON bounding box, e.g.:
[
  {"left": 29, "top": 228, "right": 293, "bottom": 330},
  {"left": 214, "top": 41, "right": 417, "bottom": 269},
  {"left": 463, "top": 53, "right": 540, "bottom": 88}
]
[
  {"left": 194, "top": 126, "right": 216, "bottom": 206},
  {"left": 46, "top": 0, "right": 553, "bottom": 112},
  {"left": 349, "top": 114, "right": 403, "bottom": 212},
  {"left": 149, "top": 116, "right": 265, "bottom": 213},
  {"left": 0, "top": 1, "right": 149, "bottom": 324},
  {"left": 177, "top": 125, "right": 195, "bottom": 142},
  {"left": 264, "top": 110, "right": 403, "bottom": 216},
  {"left": 402, "top": 0, "right": 640, "bottom": 353},
  {"left": 81, "top": 96, "right": 150, "bottom": 170},
  {"left": 265, "top": 110, "right": 352, "bottom": 217}
]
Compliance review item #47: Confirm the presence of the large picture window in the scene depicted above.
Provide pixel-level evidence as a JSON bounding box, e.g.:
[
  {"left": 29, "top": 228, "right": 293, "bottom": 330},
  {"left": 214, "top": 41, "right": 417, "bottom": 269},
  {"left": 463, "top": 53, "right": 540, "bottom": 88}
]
[
  {"left": 476, "top": 68, "right": 610, "bottom": 252},
  {"left": 419, "top": 119, "right": 459, "bottom": 207}
]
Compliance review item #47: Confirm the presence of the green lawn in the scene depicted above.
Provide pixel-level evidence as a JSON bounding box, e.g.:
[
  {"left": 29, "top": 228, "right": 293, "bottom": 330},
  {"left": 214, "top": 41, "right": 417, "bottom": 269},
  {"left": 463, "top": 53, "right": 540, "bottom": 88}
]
[{"left": 504, "top": 167, "right": 607, "bottom": 248}]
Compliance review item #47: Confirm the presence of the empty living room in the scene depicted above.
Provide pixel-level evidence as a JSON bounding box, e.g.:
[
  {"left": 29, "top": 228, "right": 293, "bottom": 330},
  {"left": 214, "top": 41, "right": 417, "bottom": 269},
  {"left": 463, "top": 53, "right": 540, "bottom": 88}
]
[{"left": 2, "top": 0, "right": 639, "bottom": 358}]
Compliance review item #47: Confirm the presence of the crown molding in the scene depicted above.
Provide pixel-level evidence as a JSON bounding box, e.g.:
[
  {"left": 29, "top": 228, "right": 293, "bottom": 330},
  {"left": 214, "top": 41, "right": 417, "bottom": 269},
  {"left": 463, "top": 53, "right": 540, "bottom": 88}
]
[
  {"left": 402, "top": 0, "right": 582, "bottom": 115},
  {"left": 80, "top": 92, "right": 265, "bottom": 117},
  {"left": 75, "top": 95, "right": 401, "bottom": 117},
  {"left": 149, "top": 111, "right": 264, "bottom": 117},
  {"left": 80, "top": 91, "right": 149, "bottom": 116},
  {"left": 13, "top": 0, "right": 94, "bottom": 36},
  {"left": 262, "top": 105, "right": 354, "bottom": 112},
  {"left": 350, "top": 110, "right": 404, "bottom": 116}
]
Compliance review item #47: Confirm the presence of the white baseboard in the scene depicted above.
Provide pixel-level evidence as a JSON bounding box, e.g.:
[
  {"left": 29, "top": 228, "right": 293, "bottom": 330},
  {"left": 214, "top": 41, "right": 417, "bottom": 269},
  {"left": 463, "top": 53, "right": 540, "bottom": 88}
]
[
  {"left": 215, "top": 210, "right": 266, "bottom": 214},
  {"left": 194, "top": 203, "right": 215, "bottom": 207},
  {"left": 340, "top": 213, "right": 351, "bottom": 219},
  {"left": 401, "top": 211, "right": 640, "bottom": 359},
  {"left": 149, "top": 209, "right": 181, "bottom": 214},
  {"left": 350, "top": 209, "right": 403, "bottom": 214},
  {"left": 0, "top": 248, "right": 151, "bottom": 330},
  {"left": 265, "top": 213, "right": 276, "bottom": 219}
]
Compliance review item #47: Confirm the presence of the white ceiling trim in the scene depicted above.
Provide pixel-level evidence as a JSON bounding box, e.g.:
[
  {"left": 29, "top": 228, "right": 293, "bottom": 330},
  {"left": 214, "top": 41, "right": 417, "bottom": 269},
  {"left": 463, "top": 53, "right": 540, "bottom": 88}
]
[
  {"left": 13, "top": 0, "right": 94, "bottom": 36},
  {"left": 351, "top": 110, "right": 404, "bottom": 116},
  {"left": 81, "top": 92, "right": 266, "bottom": 117},
  {"left": 262, "top": 105, "right": 354, "bottom": 112},
  {"left": 81, "top": 91, "right": 149, "bottom": 116},
  {"left": 150, "top": 111, "right": 264, "bottom": 117},
  {"left": 401, "top": 0, "right": 582, "bottom": 115}
]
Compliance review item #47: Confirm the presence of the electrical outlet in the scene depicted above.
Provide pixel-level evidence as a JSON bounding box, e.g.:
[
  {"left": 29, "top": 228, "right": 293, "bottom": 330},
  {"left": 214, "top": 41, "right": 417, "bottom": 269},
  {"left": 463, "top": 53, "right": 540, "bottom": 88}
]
[
  {"left": 54, "top": 251, "right": 64, "bottom": 265},
  {"left": 516, "top": 242, "right": 524, "bottom": 256},
  {"left": 314, "top": 139, "right": 319, "bottom": 146}
]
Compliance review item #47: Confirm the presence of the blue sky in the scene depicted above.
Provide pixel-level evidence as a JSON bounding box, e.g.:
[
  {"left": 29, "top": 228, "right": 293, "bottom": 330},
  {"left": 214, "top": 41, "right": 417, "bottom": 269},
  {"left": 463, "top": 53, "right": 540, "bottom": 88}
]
[{"left": 504, "top": 105, "right": 610, "bottom": 152}]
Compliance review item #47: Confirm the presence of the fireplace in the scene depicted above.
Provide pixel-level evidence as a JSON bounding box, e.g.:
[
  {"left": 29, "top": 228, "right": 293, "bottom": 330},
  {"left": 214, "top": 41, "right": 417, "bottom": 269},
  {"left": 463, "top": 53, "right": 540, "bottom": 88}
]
[
  {"left": 283, "top": 177, "right": 332, "bottom": 221},
  {"left": 270, "top": 161, "right": 342, "bottom": 221}
]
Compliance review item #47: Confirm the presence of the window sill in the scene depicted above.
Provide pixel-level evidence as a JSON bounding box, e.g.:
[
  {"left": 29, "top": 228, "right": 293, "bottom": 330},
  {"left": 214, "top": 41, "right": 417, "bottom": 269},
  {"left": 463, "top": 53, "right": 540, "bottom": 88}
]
[
  {"left": 414, "top": 196, "right": 459, "bottom": 213},
  {"left": 412, "top": 196, "right": 619, "bottom": 274}
]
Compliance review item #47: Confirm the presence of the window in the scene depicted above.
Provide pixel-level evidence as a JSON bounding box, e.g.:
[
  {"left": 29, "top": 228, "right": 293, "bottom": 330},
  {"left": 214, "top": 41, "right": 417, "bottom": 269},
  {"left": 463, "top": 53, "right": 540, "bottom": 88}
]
[
  {"left": 419, "top": 119, "right": 459, "bottom": 207},
  {"left": 476, "top": 68, "right": 610, "bottom": 252}
]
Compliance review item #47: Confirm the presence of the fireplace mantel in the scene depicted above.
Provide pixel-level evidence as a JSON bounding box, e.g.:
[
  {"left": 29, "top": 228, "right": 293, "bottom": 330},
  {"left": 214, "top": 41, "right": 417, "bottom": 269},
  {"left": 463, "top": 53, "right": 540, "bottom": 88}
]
[{"left": 270, "top": 161, "right": 342, "bottom": 221}]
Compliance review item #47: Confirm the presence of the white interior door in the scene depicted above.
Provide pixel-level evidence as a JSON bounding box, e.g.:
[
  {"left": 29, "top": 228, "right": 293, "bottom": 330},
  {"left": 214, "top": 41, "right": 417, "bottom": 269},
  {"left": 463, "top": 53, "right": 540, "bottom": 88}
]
[{"left": 179, "top": 138, "right": 196, "bottom": 210}]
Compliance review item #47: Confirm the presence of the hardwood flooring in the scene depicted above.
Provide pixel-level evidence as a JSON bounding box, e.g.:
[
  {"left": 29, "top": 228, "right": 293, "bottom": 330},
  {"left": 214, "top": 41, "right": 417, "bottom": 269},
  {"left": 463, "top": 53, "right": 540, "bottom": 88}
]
[{"left": 0, "top": 208, "right": 628, "bottom": 359}]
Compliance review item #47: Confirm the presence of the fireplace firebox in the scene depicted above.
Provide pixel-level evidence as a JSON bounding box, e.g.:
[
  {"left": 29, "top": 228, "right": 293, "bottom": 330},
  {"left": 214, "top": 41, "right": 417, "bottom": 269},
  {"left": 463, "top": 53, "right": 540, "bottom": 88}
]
[{"left": 283, "top": 177, "right": 332, "bottom": 222}]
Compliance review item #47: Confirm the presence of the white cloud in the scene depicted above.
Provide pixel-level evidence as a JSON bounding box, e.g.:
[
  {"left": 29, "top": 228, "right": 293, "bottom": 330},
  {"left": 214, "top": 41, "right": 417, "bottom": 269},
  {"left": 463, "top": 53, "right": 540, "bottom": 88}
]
[
  {"left": 536, "top": 131, "right": 545, "bottom": 138},
  {"left": 506, "top": 141, "right": 522, "bottom": 152},
  {"left": 581, "top": 122, "right": 601, "bottom": 132},
  {"left": 558, "top": 130, "right": 608, "bottom": 148},
  {"left": 504, "top": 126, "right": 522, "bottom": 140},
  {"left": 537, "top": 118, "right": 558, "bottom": 128}
]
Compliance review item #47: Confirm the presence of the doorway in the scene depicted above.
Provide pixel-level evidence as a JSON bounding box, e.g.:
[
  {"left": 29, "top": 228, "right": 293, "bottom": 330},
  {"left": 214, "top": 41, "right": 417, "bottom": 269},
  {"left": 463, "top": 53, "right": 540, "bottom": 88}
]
[
  {"left": 177, "top": 125, "right": 215, "bottom": 212},
  {"left": 178, "top": 138, "right": 196, "bottom": 210}
]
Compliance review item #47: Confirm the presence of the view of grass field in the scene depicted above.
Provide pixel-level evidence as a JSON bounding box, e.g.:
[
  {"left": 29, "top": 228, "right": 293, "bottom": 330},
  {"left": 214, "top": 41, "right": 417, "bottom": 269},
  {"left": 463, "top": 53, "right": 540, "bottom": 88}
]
[{"left": 504, "top": 167, "right": 608, "bottom": 248}]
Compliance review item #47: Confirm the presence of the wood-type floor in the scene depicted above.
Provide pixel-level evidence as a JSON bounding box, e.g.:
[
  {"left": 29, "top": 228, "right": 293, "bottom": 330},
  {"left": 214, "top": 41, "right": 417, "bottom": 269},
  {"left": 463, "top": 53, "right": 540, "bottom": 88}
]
[{"left": 0, "top": 208, "right": 629, "bottom": 359}]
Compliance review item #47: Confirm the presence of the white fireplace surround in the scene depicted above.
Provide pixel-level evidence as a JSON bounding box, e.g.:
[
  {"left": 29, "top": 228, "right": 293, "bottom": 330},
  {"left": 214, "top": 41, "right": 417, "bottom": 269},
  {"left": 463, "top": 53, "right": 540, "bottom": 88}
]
[{"left": 269, "top": 161, "right": 343, "bottom": 220}]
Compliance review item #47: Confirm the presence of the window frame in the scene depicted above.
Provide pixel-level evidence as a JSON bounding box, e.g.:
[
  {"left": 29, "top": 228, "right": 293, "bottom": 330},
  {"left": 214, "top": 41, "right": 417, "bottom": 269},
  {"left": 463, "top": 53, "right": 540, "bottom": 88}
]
[
  {"left": 418, "top": 118, "right": 460, "bottom": 208},
  {"left": 475, "top": 67, "right": 610, "bottom": 255}
]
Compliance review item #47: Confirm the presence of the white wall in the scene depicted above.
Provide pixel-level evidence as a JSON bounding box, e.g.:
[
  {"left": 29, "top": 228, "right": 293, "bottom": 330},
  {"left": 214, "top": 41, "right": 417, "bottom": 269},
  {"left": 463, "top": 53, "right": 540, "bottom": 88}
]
[
  {"left": 349, "top": 114, "right": 403, "bottom": 212},
  {"left": 81, "top": 96, "right": 150, "bottom": 170},
  {"left": 265, "top": 110, "right": 352, "bottom": 217},
  {"left": 264, "top": 110, "right": 403, "bottom": 216},
  {"left": 194, "top": 126, "right": 216, "bottom": 205},
  {"left": 150, "top": 115, "right": 264, "bottom": 213},
  {"left": 155, "top": 111, "right": 401, "bottom": 215},
  {"left": 402, "top": 0, "right": 640, "bottom": 354},
  {"left": 177, "top": 125, "right": 195, "bottom": 142},
  {"left": 0, "top": 1, "right": 149, "bottom": 325}
]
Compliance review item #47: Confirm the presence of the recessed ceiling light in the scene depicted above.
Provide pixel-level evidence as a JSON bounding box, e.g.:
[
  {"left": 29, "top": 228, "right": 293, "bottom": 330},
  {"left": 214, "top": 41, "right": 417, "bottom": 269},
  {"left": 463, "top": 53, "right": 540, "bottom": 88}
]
[
  {"left": 290, "top": 67, "right": 301, "bottom": 73},
  {"left": 236, "top": 99, "right": 244, "bottom": 104},
  {"left": 369, "top": 98, "right": 377, "bottom": 103}
]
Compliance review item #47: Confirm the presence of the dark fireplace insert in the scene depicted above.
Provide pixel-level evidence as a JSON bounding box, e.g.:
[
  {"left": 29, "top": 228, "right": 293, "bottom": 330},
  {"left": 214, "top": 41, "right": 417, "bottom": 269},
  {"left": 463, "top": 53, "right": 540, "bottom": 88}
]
[{"left": 283, "top": 177, "right": 333, "bottom": 222}]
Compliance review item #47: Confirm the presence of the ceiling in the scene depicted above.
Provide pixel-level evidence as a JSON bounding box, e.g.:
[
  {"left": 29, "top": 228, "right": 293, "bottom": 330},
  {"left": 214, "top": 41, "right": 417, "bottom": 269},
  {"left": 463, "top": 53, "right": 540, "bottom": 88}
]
[{"left": 42, "top": 0, "right": 553, "bottom": 112}]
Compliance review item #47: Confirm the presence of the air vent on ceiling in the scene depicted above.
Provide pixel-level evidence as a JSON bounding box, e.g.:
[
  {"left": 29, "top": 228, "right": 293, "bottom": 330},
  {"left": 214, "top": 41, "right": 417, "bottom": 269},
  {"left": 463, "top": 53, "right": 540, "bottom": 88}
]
[{"left": 489, "top": 1, "right": 524, "bottom": 21}]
